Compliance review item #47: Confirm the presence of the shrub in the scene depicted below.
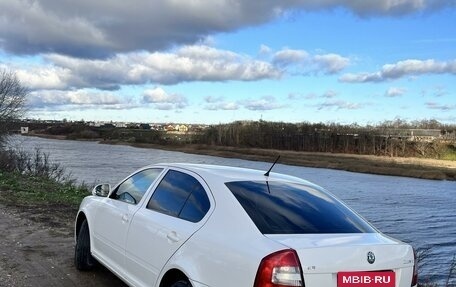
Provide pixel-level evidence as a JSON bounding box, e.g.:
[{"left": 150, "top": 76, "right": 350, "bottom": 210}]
[
  {"left": 0, "top": 146, "right": 70, "bottom": 183},
  {"left": 0, "top": 143, "right": 89, "bottom": 206}
]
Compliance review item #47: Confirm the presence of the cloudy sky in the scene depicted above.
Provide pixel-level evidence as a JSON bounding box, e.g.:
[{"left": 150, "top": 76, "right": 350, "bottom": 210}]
[{"left": 1, "top": 0, "right": 455, "bottom": 124}]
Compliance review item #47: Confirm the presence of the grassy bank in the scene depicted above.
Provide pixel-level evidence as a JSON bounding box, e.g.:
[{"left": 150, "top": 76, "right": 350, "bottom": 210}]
[
  {"left": 0, "top": 171, "right": 90, "bottom": 229},
  {"left": 0, "top": 146, "right": 90, "bottom": 207},
  {"left": 0, "top": 171, "right": 88, "bottom": 206},
  {"left": 0, "top": 146, "right": 91, "bottom": 228}
]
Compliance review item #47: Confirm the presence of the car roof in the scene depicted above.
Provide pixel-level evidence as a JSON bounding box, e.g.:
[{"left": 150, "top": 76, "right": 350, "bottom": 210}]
[{"left": 150, "top": 163, "right": 316, "bottom": 186}]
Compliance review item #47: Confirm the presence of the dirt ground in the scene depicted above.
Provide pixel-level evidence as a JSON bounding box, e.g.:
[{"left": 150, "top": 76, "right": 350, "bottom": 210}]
[{"left": 0, "top": 202, "right": 127, "bottom": 287}]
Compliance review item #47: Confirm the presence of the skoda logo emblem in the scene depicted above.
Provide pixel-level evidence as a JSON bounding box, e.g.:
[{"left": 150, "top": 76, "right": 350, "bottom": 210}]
[{"left": 367, "top": 251, "right": 375, "bottom": 264}]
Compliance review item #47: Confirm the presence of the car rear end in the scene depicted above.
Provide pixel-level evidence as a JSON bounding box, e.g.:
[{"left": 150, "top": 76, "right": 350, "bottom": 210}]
[
  {"left": 259, "top": 234, "right": 417, "bottom": 287},
  {"left": 225, "top": 179, "right": 418, "bottom": 287}
]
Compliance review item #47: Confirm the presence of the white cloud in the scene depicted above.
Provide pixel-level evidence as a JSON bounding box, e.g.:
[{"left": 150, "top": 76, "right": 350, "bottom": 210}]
[
  {"left": 27, "top": 90, "right": 128, "bottom": 110},
  {"left": 340, "top": 59, "right": 456, "bottom": 83},
  {"left": 314, "top": 54, "right": 350, "bottom": 74},
  {"left": 13, "top": 45, "right": 351, "bottom": 91},
  {"left": 385, "top": 87, "right": 407, "bottom": 97},
  {"left": 15, "top": 66, "right": 71, "bottom": 90},
  {"left": 318, "top": 100, "right": 363, "bottom": 110},
  {"left": 305, "top": 93, "right": 318, "bottom": 99},
  {"left": 242, "top": 96, "right": 284, "bottom": 111},
  {"left": 142, "top": 87, "right": 188, "bottom": 109},
  {"left": 339, "top": 73, "right": 380, "bottom": 83},
  {"left": 432, "top": 86, "right": 447, "bottom": 97},
  {"left": 143, "top": 87, "right": 170, "bottom": 103},
  {"left": 271, "top": 48, "right": 350, "bottom": 74},
  {"left": 382, "top": 59, "right": 456, "bottom": 78},
  {"left": 288, "top": 93, "right": 307, "bottom": 100},
  {"left": 205, "top": 102, "right": 239, "bottom": 111},
  {"left": 13, "top": 45, "right": 281, "bottom": 90},
  {"left": 203, "top": 96, "right": 239, "bottom": 110},
  {"left": 289, "top": 90, "right": 338, "bottom": 100},
  {"left": 204, "top": 96, "right": 224, "bottom": 103},
  {"left": 153, "top": 103, "right": 175, "bottom": 111},
  {"left": 1, "top": 0, "right": 451, "bottom": 57},
  {"left": 272, "top": 49, "right": 309, "bottom": 67},
  {"left": 259, "top": 44, "right": 272, "bottom": 55},
  {"left": 426, "top": 102, "right": 456, "bottom": 111},
  {"left": 322, "top": 90, "right": 338, "bottom": 98},
  {"left": 420, "top": 86, "right": 448, "bottom": 98}
]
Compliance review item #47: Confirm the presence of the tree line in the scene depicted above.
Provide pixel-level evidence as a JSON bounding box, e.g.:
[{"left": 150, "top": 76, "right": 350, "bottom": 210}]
[
  {"left": 198, "top": 121, "right": 456, "bottom": 159},
  {"left": 11, "top": 119, "right": 456, "bottom": 159}
]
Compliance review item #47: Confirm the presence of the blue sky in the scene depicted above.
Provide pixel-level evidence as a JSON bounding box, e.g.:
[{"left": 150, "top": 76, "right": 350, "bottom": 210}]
[{"left": 0, "top": 1, "right": 455, "bottom": 124}]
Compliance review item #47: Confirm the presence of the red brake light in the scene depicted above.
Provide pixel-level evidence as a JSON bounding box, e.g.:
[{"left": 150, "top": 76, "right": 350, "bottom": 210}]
[
  {"left": 254, "top": 249, "right": 304, "bottom": 287},
  {"left": 411, "top": 248, "right": 418, "bottom": 286}
]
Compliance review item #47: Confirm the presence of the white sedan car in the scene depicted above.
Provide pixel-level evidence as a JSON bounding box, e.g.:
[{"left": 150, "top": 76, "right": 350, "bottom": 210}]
[{"left": 74, "top": 163, "right": 418, "bottom": 287}]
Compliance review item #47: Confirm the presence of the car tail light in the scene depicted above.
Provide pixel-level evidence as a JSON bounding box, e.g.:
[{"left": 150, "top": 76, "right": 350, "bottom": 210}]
[
  {"left": 411, "top": 248, "right": 418, "bottom": 286},
  {"left": 254, "top": 249, "right": 304, "bottom": 287}
]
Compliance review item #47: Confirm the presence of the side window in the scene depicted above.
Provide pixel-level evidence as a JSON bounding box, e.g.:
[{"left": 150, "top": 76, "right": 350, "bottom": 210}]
[
  {"left": 147, "top": 170, "right": 210, "bottom": 222},
  {"left": 113, "top": 168, "right": 163, "bottom": 204},
  {"left": 179, "top": 184, "right": 211, "bottom": 222}
]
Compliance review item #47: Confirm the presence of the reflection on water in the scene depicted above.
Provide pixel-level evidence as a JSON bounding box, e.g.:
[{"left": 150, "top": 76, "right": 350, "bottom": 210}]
[{"left": 9, "top": 135, "right": 456, "bottom": 283}]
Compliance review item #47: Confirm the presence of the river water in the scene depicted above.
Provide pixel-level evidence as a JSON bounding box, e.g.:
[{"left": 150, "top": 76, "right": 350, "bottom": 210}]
[{"left": 8, "top": 135, "right": 456, "bottom": 285}]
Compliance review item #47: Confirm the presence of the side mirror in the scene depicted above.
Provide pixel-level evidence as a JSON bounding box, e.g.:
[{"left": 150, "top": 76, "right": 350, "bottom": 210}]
[{"left": 92, "top": 184, "right": 111, "bottom": 197}]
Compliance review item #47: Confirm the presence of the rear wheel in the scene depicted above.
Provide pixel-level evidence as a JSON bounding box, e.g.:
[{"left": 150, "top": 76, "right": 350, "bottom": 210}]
[
  {"left": 74, "top": 219, "right": 95, "bottom": 270},
  {"left": 170, "top": 279, "right": 192, "bottom": 287}
]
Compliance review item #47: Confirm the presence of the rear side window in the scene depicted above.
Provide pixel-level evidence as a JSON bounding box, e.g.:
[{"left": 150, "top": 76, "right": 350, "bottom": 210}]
[
  {"left": 226, "top": 181, "right": 375, "bottom": 234},
  {"left": 147, "top": 170, "right": 210, "bottom": 223}
]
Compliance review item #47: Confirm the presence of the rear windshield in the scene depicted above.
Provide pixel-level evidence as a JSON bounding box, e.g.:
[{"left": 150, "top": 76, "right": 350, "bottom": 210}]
[{"left": 226, "top": 181, "right": 375, "bottom": 234}]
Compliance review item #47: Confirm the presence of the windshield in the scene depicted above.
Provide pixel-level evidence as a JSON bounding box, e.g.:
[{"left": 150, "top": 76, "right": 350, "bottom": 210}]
[{"left": 226, "top": 181, "right": 375, "bottom": 234}]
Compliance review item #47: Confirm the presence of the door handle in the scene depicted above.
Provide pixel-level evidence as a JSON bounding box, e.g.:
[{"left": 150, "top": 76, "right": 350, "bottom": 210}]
[
  {"left": 167, "top": 231, "right": 180, "bottom": 243},
  {"left": 121, "top": 214, "right": 129, "bottom": 223}
]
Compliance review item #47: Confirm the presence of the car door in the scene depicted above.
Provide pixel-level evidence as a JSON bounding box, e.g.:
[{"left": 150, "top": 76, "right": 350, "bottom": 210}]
[
  {"left": 90, "top": 168, "right": 163, "bottom": 274},
  {"left": 124, "top": 168, "right": 213, "bottom": 287}
]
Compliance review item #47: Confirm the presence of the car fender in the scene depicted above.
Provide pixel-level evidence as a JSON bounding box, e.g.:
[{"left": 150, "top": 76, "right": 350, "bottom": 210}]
[
  {"left": 74, "top": 195, "right": 101, "bottom": 243},
  {"left": 74, "top": 197, "right": 91, "bottom": 243}
]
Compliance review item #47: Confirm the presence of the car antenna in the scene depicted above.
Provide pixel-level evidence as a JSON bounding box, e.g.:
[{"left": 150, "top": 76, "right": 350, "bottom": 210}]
[{"left": 264, "top": 155, "right": 280, "bottom": 177}]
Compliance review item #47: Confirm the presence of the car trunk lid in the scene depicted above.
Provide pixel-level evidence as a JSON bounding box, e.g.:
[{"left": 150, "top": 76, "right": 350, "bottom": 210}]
[{"left": 265, "top": 233, "right": 415, "bottom": 287}]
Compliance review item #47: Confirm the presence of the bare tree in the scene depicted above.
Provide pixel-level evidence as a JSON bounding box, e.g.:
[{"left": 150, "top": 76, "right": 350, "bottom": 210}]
[{"left": 0, "top": 69, "right": 28, "bottom": 139}]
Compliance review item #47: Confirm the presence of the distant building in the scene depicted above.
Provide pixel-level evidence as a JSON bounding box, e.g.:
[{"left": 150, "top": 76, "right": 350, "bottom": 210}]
[
  {"left": 100, "top": 123, "right": 116, "bottom": 129},
  {"left": 150, "top": 124, "right": 163, "bottom": 131},
  {"left": 139, "top": 123, "right": 151, "bottom": 130},
  {"left": 380, "top": 128, "right": 441, "bottom": 142},
  {"left": 166, "top": 125, "right": 176, "bottom": 132},
  {"left": 115, "top": 122, "right": 127, "bottom": 128},
  {"left": 176, "top": 125, "right": 188, "bottom": 133},
  {"left": 409, "top": 129, "right": 441, "bottom": 142},
  {"left": 20, "top": 127, "right": 29, "bottom": 134}
]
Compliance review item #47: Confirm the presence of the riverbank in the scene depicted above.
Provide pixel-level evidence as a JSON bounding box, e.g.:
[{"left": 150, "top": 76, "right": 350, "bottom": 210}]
[
  {"left": 117, "top": 142, "right": 456, "bottom": 180},
  {"left": 21, "top": 134, "right": 456, "bottom": 180}
]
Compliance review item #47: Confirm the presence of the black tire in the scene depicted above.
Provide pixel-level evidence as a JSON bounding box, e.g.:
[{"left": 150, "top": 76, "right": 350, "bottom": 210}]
[
  {"left": 170, "top": 280, "right": 192, "bottom": 287},
  {"left": 74, "top": 219, "right": 95, "bottom": 270}
]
